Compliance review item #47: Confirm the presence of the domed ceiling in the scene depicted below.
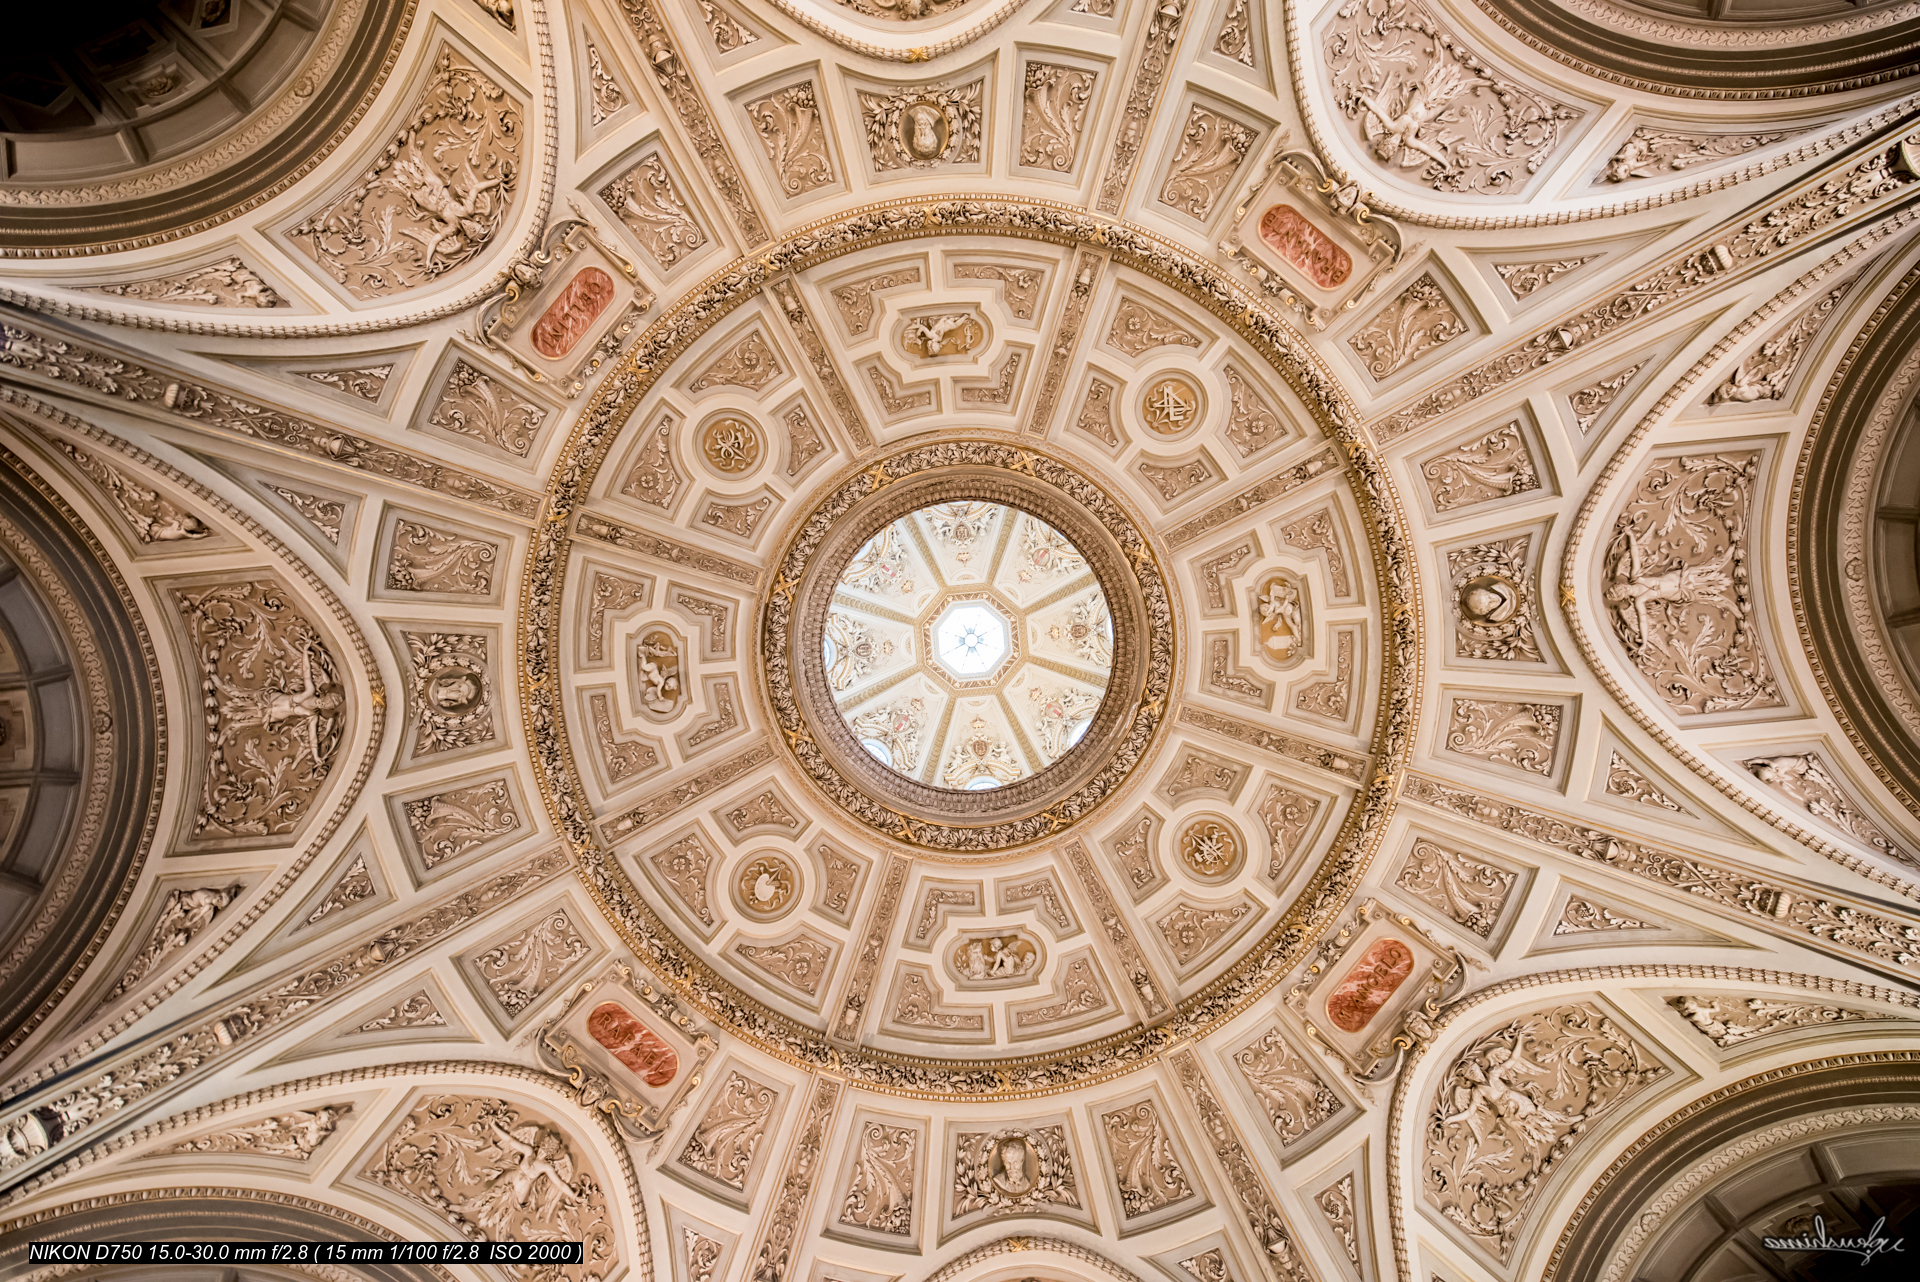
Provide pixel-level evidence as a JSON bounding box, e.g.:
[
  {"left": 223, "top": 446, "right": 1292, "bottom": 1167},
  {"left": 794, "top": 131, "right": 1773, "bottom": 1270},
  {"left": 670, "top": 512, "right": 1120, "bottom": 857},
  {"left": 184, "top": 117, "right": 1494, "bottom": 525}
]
[{"left": 0, "top": 2, "right": 1918, "bottom": 1282}]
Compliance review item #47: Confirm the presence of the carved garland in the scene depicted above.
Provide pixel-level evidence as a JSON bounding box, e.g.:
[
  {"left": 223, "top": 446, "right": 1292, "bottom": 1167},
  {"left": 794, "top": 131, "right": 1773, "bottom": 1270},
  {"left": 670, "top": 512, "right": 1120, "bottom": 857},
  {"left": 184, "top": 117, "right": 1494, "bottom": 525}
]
[{"left": 517, "top": 198, "right": 1419, "bottom": 1096}]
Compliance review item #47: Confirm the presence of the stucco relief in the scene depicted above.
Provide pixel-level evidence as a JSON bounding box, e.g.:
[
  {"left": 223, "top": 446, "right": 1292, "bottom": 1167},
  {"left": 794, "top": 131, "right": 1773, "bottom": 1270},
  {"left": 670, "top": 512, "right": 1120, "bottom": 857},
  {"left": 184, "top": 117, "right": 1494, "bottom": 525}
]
[
  {"left": 385, "top": 519, "right": 497, "bottom": 596},
  {"left": 600, "top": 154, "right": 707, "bottom": 270},
  {"left": 59, "top": 442, "right": 212, "bottom": 543},
  {"left": 679, "top": 1072, "right": 776, "bottom": 1190},
  {"left": 1323, "top": 0, "right": 1579, "bottom": 195},
  {"left": 161, "top": 1105, "right": 350, "bottom": 1160},
  {"left": 405, "top": 780, "right": 520, "bottom": 868},
  {"left": 1666, "top": 994, "right": 1894, "bottom": 1047},
  {"left": 364, "top": 1095, "right": 614, "bottom": 1281},
  {"left": 952, "top": 1124, "right": 1082, "bottom": 1218},
  {"left": 1603, "top": 127, "right": 1790, "bottom": 184},
  {"left": 1708, "top": 278, "right": 1853, "bottom": 405},
  {"left": 1346, "top": 272, "right": 1466, "bottom": 380},
  {"left": 1019, "top": 64, "right": 1094, "bottom": 172},
  {"left": 1395, "top": 838, "right": 1515, "bottom": 938},
  {"left": 427, "top": 359, "right": 548, "bottom": 458},
  {"left": 1603, "top": 451, "right": 1781, "bottom": 716},
  {"left": 1232, "top": 1028, "right": 1342, "bottom": 1147},
  {"left": 1420, "top": 421, "right": 1539, "bottom": 513},
  {"left": 840, "top": 1118, "right": 917, "bottom": 1235},
  {"left": 748, "top": 82, "right": 837, "bottom": 196},
  {"left": 174, "top": 580, "right": 346, "bottom": 841},
  {"left": 1100, "top": 1100, "right": 1194, "bottom": 1218},
  {"left": 286, "top": 49, "right": 522, "bottom": 299},
  {"left": 1447, "top": 536, "right": 1542, "bottom": 663},
  {"left": 1741, "top": 752, "right": 1919, "bottom": 870},
  {"left": 403, "top": 631, "right": 494, "bottom": 756},
  {"left": 87, "top": 257, "right": 288, "bottom": 309},
  {"left": 1159, "top": 106, "right": 1256, "bottom": 220},
  {"left": 859, "top": 80, "right": 984, "bottom": 171},
  {"left": 101, "top": 884, "right": 242, "bottom": 1007},
  {"left": 474, "top": 910, "right": 590, "bottom": 1017},
  {"left": 1423, "top": 1004, "right": 1664, "bottom": 1260}
]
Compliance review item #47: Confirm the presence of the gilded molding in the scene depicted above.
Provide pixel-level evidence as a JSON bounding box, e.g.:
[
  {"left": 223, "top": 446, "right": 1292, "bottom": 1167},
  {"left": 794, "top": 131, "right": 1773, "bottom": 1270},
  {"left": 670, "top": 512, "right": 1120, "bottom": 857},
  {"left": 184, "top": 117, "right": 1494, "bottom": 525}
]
[{"left": 518, "top": 199, "right": 1419, "bottom": 1095}]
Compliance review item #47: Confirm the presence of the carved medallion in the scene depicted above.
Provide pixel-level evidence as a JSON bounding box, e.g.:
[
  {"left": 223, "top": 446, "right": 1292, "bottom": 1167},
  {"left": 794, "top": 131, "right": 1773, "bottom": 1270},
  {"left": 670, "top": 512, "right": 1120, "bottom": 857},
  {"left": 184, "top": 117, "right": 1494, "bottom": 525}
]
[
  {"left": 701, "top": 417, "right": 762, "bottom": 474},
  {"left": 952, "top": 1126, "right": 1080, "bottom": 1217},
  {"left": 407, "top": 633, "right": 491, "bottom": 754},
  {"left": 1140, "top": 376, "right": 1203, "bottom": 435},
  {"left": 1323, "top": 937, "right": 1414, "bottom": 1033},
  {"left": 531, "top": 267, "right": 616, "bottom": 359},
  {"left": 736, "top": 854, "right": 799, "bottom": 919},
  {"left": 1178, "top": 819, "right": 1242, "bottom": 880},
  {"left": 635, "top": 627, "right": 686, "bottom": 719},
  {"left": 1252, "top": 572, "right": 1307, "bottom": 664}
]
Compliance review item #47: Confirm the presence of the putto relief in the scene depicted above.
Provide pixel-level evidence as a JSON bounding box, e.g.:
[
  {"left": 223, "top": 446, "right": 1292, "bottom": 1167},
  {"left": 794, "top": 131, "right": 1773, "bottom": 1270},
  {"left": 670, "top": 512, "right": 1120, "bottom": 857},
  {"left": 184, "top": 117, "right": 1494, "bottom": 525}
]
[
  {"left": 635, "top": 626, "right": 686, "bottom": 720},
  {"left": 1603, "top": 451, "right": 1782, "bottom": 716},
  {"left": 1322, "top": 0, "right": 1579, "bottom": 196},
  {"left": 1252, "top": 572, "right": 1308, "bottom": 665},
  {"left": 1422, "top": 1004, "right": 1664, "bottom": 1261},
  {"left": 951, "top": 931, "right": 1041, "bottom": 984},
  {"left": 364, "top": 1096, "right": 614, "bottom": 1282}
]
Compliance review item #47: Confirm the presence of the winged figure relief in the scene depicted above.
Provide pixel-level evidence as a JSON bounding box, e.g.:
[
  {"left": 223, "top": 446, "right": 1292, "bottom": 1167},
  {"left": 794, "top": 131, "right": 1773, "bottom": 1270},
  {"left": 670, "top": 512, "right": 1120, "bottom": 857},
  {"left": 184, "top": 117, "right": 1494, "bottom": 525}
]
[{"left": 1324, "top": 0, "right": 1575, "bottom": 195}]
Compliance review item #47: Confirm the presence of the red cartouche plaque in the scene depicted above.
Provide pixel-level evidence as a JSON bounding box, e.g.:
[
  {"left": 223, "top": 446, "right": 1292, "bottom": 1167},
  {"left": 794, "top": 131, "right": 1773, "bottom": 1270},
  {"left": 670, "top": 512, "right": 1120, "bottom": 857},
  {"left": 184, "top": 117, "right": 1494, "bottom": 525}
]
[
  {"left": 586, "top": 1001, "right": 678, "bottom": 1085},
  {"left": 1258, "top": 205, "right": 1354, "bottom": 290},
  {"left": 531, "top": 267, "right": 616, "bottom": 359},
  {"left": 1323, "top": 937, "right": 1415, "bottom": 1034}
]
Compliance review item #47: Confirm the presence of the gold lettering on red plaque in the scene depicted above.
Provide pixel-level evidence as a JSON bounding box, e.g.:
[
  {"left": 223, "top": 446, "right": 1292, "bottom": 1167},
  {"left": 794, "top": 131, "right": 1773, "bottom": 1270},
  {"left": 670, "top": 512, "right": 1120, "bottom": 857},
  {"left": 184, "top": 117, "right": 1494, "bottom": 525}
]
[
  {"left": 532, "top": 267, "right": 616, "bottom": 359},
  {"left": 1324, "top": 937, "right": 1414, "bottom": 1033},
  {"left": 1258, "top": 205, "right": 1353, "bottom": 290},
  {"left": 586, "top": 1000, "right": 679, "bottom": 1085}
]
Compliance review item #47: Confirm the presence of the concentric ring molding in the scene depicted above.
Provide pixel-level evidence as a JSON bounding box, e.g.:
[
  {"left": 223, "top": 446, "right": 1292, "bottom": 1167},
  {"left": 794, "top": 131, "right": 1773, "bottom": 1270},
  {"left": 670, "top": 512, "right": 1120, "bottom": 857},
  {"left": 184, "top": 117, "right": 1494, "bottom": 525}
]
[
  {"left": 766, "top": 436, "right": 1171, "bottom": 852},
  {"left": 518, "top": 199, "right": 1422, "bottom": 1096}
]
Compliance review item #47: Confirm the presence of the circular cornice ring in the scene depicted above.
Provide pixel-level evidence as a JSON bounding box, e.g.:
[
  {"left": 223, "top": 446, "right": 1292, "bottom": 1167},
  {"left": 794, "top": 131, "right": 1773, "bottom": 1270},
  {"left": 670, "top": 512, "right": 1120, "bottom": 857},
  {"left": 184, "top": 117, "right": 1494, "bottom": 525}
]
[
  {"left": 0, "top": 0, "right": 416, "bottom": 256},
  {"left": 1545, "top": 1050, "right": 1920, "bottom": 1281},
  {"left": 519, "top": 197, "right": 1419, "bottom": 1096},
  {"left": 765, "top": 435, "right": 1170, "bottom": 852},
  {"left": 1469, "top": 0, "right": 1920, "bottom": 98},
  {"left": 749, "top": 0, "right": 1034, "bottom": 62},
  {"left": 1792, "top": 259, "right": 1920, "bottom": 816}
]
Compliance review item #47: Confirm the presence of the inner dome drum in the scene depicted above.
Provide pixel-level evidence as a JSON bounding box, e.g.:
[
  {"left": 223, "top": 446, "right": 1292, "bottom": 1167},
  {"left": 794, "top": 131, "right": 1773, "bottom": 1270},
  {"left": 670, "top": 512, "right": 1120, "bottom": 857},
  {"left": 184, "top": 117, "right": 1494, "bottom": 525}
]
[
  {"left": 763, "top": 437, "right": 1173, "bottom": 854},
  {"left": 824, "top": 500, "right": 1113, "bottom": 792}
]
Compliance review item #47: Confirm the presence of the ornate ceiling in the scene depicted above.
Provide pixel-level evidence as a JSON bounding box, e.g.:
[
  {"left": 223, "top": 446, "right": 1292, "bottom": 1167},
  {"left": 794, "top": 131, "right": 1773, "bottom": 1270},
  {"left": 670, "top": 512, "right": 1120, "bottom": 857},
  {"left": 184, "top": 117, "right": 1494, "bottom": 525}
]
[{"left": 1, "top": 0, "right": 1919, "bottom": 1280}]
